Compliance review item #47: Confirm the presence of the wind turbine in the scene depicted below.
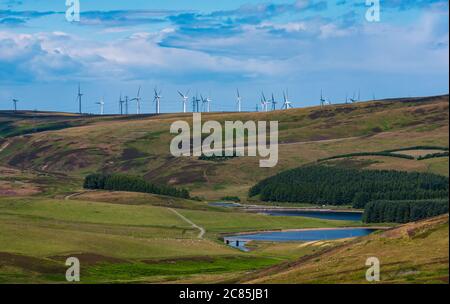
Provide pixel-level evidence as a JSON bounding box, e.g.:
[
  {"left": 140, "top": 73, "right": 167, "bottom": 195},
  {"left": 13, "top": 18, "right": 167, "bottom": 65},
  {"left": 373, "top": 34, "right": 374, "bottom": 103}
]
[
  {"left": 192, "top": 96, "right": 197, "bottom": 112},
  {"left": 96, "top": 97, "right": 105, "bottom": 115},
  {"left": 236, "top": 89, "right": 242, "bottom": 112},
  {"left": 271, "top": 93, "right": 277, "bottom": 111},
  {"left": 178, "top": 90, "right": 189, "bottom": 113},
  {"left": 195, "top": 94, "right": 201, "bottom": 112},
  {"left": 119, "top": 93, "right": 125, "bottom": 115},
  {"left": 12, "top": 99, "right": 18, "bottom": 112},
  {"left": 200, "top": 95, "right": 207, "bottom": 112},
  {"left": 77, "top": 83, "right": 83, "bottom": 114},
  {"left": 281, "top": 90, "right": 293, "bottom": 110},
  {"left": 125, "top": 96, "right": 129, "bottom": 115},
  {"left": 261, "top": 92, "right": 269, "bottom": 112},
  {"left": 350, "top": 92, "right": 357, "bottom": 103},
  {"left": 130, "top": 86, "right": 142, "bottom": 115},
  {"left": 153, "top": 88, "right": 162, "bottom": 114},
  {"left": 320, "top": 89, "right": 328, "bottom": 108},
  {"left": 206, "top": 95, "right": 212, "bottom": 112}
]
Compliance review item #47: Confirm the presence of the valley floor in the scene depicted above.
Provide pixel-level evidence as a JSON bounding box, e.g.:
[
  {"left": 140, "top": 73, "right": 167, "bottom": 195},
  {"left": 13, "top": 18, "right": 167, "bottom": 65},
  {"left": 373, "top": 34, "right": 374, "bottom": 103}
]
[{"left": 0, "top": 192, "right": 447, "bottom": 284}]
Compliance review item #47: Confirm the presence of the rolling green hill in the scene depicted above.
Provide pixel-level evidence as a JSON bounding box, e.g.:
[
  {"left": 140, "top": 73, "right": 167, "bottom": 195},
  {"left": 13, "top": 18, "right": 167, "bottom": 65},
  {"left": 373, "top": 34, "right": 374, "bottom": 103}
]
[{"left": 0, "top": 95, "right": 448, "bottom": 200}]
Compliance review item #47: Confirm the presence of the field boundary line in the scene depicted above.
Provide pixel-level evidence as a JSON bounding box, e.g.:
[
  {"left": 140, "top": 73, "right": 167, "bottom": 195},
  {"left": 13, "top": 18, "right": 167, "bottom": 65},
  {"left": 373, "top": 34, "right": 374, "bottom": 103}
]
[{"left": 169, "top": 208, "right": 205, "bottom": 239}]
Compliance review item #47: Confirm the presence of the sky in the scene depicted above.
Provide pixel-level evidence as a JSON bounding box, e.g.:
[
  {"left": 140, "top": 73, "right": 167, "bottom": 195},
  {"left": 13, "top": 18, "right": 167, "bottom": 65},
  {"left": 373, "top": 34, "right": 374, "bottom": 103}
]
[{"left": 0, "top": 0, "right": 448, "bottom": 114}]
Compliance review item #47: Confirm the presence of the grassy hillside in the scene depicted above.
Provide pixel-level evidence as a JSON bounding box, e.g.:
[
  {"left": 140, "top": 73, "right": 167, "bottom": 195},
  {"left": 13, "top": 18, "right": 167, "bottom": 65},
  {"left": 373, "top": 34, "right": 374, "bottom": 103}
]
[
  {"left": 0, "top": 195, "right": 356, "bottom": 283},
  {"left": 241, "top": 215, "right": 449, "bottom": 284},
  {"left": 0, "top": 95, "right": 448, "bottom": 200}
]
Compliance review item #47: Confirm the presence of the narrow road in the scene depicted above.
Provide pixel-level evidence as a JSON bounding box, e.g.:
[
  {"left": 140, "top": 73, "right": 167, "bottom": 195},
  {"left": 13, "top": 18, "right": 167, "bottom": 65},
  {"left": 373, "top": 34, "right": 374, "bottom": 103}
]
[
  {"left": 64, "top": 191, "right": 87, "bottom": 201},
  {"left": 169, "top": 208, "right": 205, "bottom": 239},
  {"left": 0, "top": 141, "right": 10, "bottom": 153}
]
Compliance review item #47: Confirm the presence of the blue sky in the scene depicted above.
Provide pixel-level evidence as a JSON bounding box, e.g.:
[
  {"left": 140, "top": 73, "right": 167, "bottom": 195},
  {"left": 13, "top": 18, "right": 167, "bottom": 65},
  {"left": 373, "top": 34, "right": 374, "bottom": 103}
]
[{"left": 0, "top": 0, "right": 448, "bottom": 114}]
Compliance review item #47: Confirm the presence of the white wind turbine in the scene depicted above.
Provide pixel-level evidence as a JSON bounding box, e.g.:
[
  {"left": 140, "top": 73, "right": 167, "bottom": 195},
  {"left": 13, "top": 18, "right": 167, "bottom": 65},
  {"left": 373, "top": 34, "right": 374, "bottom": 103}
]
[
  {"left": 178, "top": 90, "right": 190, "bottom": 113},
  {"left": 200, "top": 95, "right": 208, "bottom": 112},
  {"left": 206, "top": 95, "right": 212, "bottom": 112},
  {"left": 77, "top": 83, "right": 83, "bottom": 114},
  {"left": 12, "top": 98, "right": 19, "bottom": 112},
  {"left": 261, "top": 92, "right": 269, "bottom": 112},
  {"left": 320, "top": 89, "right": 330, "bottom": 107},
  {"left": 271, "top": 93, "right": 277, "bottom": 111},
  {"left": 96, "top": 97, "right": 105, "bottom": 115},
  {"left": 130, "top": 86, "right": 142, "bottom": 114},
  {"left": 236, "top": 89, "right": 242, "bottom": 112},
  {"left": 119, "top": 93, "right": 125, "bottom": 115},
  {"left": 154, "top": 88, "right": 162, "bottom": 114},
  {"left": 281, "top": 90, "right": 293, "bottom": 110}
]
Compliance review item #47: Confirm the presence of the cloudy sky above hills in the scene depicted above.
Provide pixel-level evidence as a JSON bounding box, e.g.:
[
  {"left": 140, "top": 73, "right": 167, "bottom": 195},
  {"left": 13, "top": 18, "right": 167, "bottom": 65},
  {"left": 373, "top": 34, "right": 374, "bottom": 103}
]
[{"left": 0, "top": 0, "right": 448, "bottom": 113}]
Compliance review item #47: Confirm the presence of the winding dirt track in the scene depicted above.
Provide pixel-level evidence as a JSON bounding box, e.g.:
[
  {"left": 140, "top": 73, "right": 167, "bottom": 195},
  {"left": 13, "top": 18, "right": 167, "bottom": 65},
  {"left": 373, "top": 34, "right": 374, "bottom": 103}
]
[
  {"left": 0, "top": 141, "right": 10, "bottom": 153},
  {"left": 169, "top": 208, "right": 206, "bottom": 239}
]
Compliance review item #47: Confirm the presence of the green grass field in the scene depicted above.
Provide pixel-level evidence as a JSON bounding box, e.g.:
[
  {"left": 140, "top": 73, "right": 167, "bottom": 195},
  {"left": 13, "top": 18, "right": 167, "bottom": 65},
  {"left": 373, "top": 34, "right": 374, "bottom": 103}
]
[{"left": 0, "top": 196, "right": 357, "bottom": 283}]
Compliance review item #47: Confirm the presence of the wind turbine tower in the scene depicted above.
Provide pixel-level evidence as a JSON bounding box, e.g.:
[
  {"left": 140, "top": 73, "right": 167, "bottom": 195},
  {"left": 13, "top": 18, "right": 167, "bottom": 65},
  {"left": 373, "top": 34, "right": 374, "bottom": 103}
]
[
  {"left": 119, "top": 94, "right": 125, "bottom": 115},
  {"left": 206, "top": 95, "right": 212, "bottom": 112},
  {"left": 195, "top": 94, "right": 201, "bottom": 112},
  {"left": 178, "top": 90, "right": 189, "bottom": 113},
  {"left": 261, "top": 92, "right": 269, "bottom": 112},
  {"left": 320, "top": 90, "right": 327, "bottom": 108},
  {"left": 350, "top": 92, "right": 357, "bottom": 103},
  {"left": 282, "top": 90, "right": 293, "bottom": 110},
  {"left": 77, "top": 84, "right": 83, "bottom": 114},
  {"left": 236, "top": 89, "right": 242, "bottom": 112},
  {"left": 130, "top": 86, "right": 142, "bottom": 114},
  {"left": 271, "top": 94, "right": 277, "bottom": 111},
  {"left": 96, "top": 97, "right": 105, "bottom": 115},
  {"left": 192, "top": 96, "right": 197, "bottom": 112},
  {"left": 125, "top": 96, "right": 129, "bottom": 115},
  {"left": 12, "top": 99, "right": 18, "bottom": 112},
  {"left": 154, "top": 88, "right": 162, "bottom": 114}
]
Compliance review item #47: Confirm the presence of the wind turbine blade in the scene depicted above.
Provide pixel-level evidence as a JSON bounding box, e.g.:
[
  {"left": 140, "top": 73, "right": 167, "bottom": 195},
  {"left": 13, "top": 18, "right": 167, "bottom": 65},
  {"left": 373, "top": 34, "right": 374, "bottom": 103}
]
[
  {"left": 137, "top": 86, "right": 141, "bottom": 97},
  {"left": 178, "top": 91, "right": 184, "bottom": 98}
]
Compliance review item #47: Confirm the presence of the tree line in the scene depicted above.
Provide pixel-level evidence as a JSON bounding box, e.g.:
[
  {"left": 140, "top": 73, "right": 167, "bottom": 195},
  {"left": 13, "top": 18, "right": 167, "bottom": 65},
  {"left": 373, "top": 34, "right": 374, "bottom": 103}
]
[
  {"left": 383, "top": 146, "right": 449, "bottom": 152},
  {"left": 249, "top": 165, "right": 449, "bottom": 208},
  {"left": 363, "top": 199, "right": 449, "bottom": 223},
  {"left": 84, "top": 173, "right": 190, "bottom": 199},
  {"left": 418, "top": 152, "right": 449, "bottom": 161},
  {"left": 318, "top": 151, "right": 414, "bottom": 162}
]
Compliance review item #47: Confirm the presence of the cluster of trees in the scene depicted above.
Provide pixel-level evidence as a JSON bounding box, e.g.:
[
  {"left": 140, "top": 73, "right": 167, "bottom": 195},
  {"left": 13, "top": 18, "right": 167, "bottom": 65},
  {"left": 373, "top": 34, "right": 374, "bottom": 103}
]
[
  {"left": 249, "top": 165, "right": 449, "bottom": 208},
  {"left": 84, "top": 173, "right": 190, "bottom": 199},
  {"left": 383, "top": 146, "right": 449, "bottom": 152},
  {"left": 318, "top": 152, "right": 414, "bottom": 162},
  {"left": 199, "top": 153, "right": 238, "bottom": 162},
  {"left": 363, "top": 199, "right": 449, "bottom": 223},
  {"left": 418, "top": 152, "right": 449, "bottom": 161}
]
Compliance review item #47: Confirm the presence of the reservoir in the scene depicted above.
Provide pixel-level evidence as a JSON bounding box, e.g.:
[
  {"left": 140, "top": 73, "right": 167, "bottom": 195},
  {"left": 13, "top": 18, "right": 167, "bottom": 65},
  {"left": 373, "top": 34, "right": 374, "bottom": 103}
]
[{"left": 224, "top": 228, "right": 377, "bottom": 251}]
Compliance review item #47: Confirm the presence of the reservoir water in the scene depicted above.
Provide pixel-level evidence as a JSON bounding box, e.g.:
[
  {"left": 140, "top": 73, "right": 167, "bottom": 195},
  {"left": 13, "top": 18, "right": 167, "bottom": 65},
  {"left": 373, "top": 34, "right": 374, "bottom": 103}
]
[
  {"left": 209, "top": 202, "right": 242, "bottom": 208},
  {"left": 224, "top": 228, "right": 377, "bottom": 251}
]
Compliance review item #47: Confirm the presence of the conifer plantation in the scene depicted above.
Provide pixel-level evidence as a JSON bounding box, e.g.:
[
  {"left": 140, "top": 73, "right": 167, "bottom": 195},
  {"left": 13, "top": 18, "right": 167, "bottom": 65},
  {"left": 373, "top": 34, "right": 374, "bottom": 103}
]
[{"left": 249, "top": 166, "right": 449, "bottom": 208}]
